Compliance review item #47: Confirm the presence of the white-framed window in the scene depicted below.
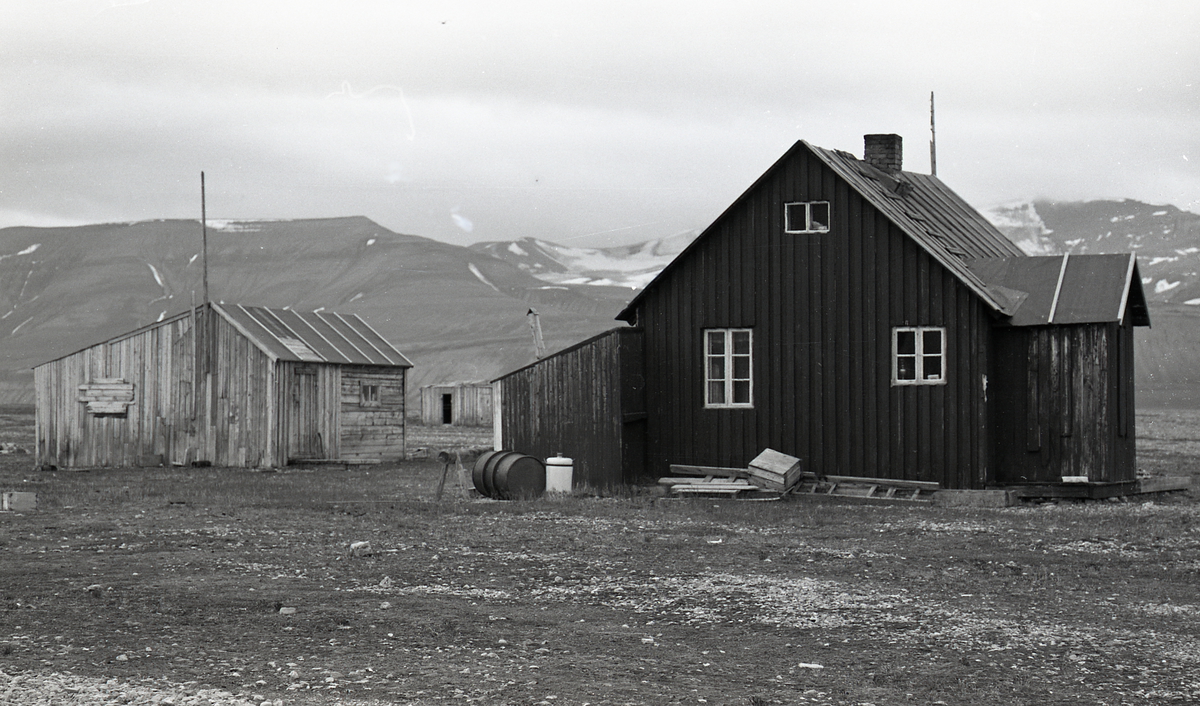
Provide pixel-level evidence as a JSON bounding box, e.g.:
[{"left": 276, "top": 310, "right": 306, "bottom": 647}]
[
  {"left": 705, "top": 328, "right": 753, "bottom": 407},
  {"left": 361, "top": 383, "right": 381, "bottom": 407},
  {"left": 893, "top": 327, "right": 946, "bottom": 385},
  {"left": 784, "top": 201, "right": 831, "bottom": 234}
]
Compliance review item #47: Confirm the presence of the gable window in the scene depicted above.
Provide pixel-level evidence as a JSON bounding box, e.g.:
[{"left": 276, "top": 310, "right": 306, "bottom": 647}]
[
  {"left": 705, "top": 329, "right": 753, "bottom": 407},
  {"left": 784, "top": 201, "right": 830, "bottom": 234},
  {"left": 893, "top": 327, "right": 946, "bottom": 385},
  {"left": 361, "top": 383, "right": 381, "bottom": 407}
]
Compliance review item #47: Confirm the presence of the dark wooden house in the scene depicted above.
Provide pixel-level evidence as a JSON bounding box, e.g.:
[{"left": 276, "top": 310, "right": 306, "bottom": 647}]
[
  {"left": 34, "top": 303, "right": 413, "bottom": 469},
  {"left": 497, "top": 134, "right": 1150, "bottom": 490},
  {"left": 420, "top": 382, "right": 493, "bottom": 427}
]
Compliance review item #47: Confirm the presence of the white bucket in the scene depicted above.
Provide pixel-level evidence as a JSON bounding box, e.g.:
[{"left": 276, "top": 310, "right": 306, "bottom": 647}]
[{"left": 545, "top": 454, "right": 574, "bottom": 493}]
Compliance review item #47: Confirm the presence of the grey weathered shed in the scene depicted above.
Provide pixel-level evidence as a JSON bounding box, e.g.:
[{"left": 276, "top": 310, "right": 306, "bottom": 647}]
[
  {"left": 34, "top": 303, "right": 413, "bottom": 468},
  {"left": 420, "top": 381, "right": 494, "bottom": 426}
]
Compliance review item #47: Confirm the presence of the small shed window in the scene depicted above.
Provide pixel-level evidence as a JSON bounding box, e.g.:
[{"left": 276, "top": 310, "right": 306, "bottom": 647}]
[
  {"left": 705, "top": 328, "right": 753, "bottom": 408},
  {"left": 784, "top": 201, "right": 830, "bottom": 234},
  {"left": 893, "top": 327, "right": 946, "bottom": 385},
  {"left": 361, "top": 383, "right": 381, "bottom": 407}
]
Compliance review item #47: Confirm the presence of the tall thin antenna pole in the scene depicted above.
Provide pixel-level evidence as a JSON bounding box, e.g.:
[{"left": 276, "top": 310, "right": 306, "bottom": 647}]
[
  {"left": 929, "top": 91, "right": 938, "bottom": 176},
  {"left": 200, "top": 171, "right": 210, "bottom": 307}
]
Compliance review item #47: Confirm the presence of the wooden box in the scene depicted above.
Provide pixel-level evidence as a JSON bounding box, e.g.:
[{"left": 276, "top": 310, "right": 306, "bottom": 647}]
[{"left": 747, "top": 449, "right": 802, "bottom": 491}]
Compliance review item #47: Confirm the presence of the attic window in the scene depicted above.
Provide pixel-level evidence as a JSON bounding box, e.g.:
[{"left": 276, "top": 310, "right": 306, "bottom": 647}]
[{"left": 784, "top": 202, "right": 830, "bottom": 234}]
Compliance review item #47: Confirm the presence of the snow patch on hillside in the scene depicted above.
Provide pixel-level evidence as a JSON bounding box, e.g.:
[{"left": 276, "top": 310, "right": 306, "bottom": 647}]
[
  {"left": 0, "top": 243, "right": 40, "bottom": 262},
  {"left": 207, "top": 220, "right": 263, "bottom": 233},
  {"left": 147, "top": 263, "right": 165, "bottom": 287},
  {"left": 1155, "top": 280, "right": 1180, "bottom": 293},
  {"left": 982, "top": 203, "right": 1057, "bottom": 255},
  {"left": 467, "top": 263, "right": 500, "bottom": 292}
]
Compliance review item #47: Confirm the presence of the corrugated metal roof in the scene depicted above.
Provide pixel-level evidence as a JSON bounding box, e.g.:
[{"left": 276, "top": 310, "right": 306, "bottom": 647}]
[
  {"left": 964, "top": 254, "right": 1151, "bottom": 327},
  {"left": 805, "top": 143, "right": 1023, "bottom": 314},
  {"left": 217, "top": 304, "right": 413, "bottom": 367}
]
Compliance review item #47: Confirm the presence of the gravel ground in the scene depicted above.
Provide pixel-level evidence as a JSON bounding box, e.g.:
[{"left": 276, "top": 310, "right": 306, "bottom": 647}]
[{"left": 1, "top": 669, "right": 284, "bottom": 706}]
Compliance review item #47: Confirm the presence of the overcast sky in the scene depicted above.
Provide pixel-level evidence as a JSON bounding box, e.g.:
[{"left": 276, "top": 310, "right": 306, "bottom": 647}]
[{"left": 2, "top": 0, "right": 1196, "bottom": 247}]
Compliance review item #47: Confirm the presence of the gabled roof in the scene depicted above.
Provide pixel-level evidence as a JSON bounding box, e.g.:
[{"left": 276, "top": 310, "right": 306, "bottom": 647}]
[
  {"left": 964, "top": 254, "right": 1151, "bottom": 327},
  {"left": 217, "top": 304, "right": 413, "bottom": 367},
  {"left": 617, "top": 139, "right": 1026, "bottom": 322}
]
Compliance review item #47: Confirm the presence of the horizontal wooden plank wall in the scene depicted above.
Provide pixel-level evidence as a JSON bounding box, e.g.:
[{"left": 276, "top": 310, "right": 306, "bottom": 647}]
[
  {"left": 631, "top": 145, "right": 993, "bottom": 489},
  {"left": 991, "top": 321, "right": 1136, "bottom": 484},
  {"left": 499, "top": 328, "right": 643, "bottom": 489},
  {"left": 341, "top": 366, "right": 406, "bottom": 461}
]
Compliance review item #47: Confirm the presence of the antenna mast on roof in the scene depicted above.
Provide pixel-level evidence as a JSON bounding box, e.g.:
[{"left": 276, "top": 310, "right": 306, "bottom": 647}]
[
  {"left": 200, "top": 172, "right": 210, "bottom": 307},
  {"left": 929, "top": 91, "right": 937, "bottom": 176}
]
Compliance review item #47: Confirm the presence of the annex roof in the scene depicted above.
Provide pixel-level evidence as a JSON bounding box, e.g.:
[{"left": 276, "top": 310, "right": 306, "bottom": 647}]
[
  {"left": 617, "top": 139, "right": 1026, "bottom": 322},
  {"left": 964, "top": 253, "right": 1151, "bottom": 327},
  {"left": 217, "top": 304, "right": 413, "bottom": 367}
]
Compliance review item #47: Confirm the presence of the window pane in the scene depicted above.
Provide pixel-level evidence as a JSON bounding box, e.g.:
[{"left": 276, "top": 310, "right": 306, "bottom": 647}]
[
  {"left": 896, "top": 330, "right": 915, "bottom": 355},
  {"left": 897, "top": 356, "right": 916, "bottom": 380},
  {"left": 732, "top": 330, "right": 750, "bottom": 354},
  {"left": 707, "top": 331, "right": 725, "bottom": 355},
  {"left": 785, "top": 203, "right": 806, "bottom": 232},
  {"left": 923, "top": 330, "right": 942, "bottom": 354},
  {"left": 809, "top": 202, "right": 830, "bottom": 231},
  {"left": 923, "top": 356, "right": 942, "bottom": 380},
  {"left": 733, "top": 356, "right": 750, "bottom": 379},
  {"left": 733, "top": 381, "right": 751, "bottom": 404},
  {"left": 708, "top": 381, "right": 725, "bottom": 405},
  {"left": 708, "top": 357, "right": 725, "bottom": 381}
]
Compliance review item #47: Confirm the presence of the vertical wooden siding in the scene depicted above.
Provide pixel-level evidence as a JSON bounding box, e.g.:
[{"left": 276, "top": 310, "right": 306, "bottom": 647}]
[
  {"left": 341, "top": 366, "right": 406, "bottom": 461},
  {"left": 276, "top": 361, "right": 340, "bottom": 465},
  {"left": 634, "top": 145, "right": 992, "bottom": 488},
  {"left": 33, "top": 308, "right": 285, "bottom": 469},
  {"left": 990, "top": 322, "right": 1136, "bottom": 483},
  {"left": 35, "top": 314, "right": 199, "bottom": 468},
  {"left": 419, "top": 384, "right": 493, "bottom": 426},
  {"left": 499, "top": 329, "right": 644, "bottom": 488},
  {"left": 209, "top": 310, "right": 275, "bottom": 467}
]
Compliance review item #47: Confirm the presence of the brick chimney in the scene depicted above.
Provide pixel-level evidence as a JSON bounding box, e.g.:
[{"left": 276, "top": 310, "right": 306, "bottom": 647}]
[{"left": 863, "top": 134, "right": 903, "bottom": 173}]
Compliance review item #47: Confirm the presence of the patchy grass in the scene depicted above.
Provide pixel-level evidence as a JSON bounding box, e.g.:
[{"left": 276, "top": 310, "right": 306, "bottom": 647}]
[{"left": 1, "top": 410, "right": 1198, "bottom": 705}]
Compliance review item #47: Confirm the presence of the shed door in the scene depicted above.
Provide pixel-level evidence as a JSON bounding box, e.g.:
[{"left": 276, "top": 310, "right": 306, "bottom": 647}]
[{"left": 289, "top": 370, "right": 322, "bottom": 459}]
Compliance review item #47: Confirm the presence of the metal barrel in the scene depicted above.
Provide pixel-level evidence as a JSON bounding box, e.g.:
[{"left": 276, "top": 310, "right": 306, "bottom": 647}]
[
  {"left": 472, "top": 450, "right": 511, "bottom": 498},
  {"left": 490, "top": 452, "right": 546, "bottom": 499}
]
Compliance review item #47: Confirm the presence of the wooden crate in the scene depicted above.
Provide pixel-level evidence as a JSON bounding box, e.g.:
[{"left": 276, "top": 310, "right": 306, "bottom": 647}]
[{"left": 747, "top": 449, "right": 801, "bottom": 491}]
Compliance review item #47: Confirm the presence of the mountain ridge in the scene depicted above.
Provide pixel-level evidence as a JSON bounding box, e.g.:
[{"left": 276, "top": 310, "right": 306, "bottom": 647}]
[{"left": 4, "top": 199, "right": 1200, "bottom": 410}]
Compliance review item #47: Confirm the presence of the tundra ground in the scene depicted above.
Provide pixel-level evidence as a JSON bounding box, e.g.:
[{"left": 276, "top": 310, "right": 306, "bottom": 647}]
[{"left": 1, "top": 408, "right": 1199, "bottom": 705}]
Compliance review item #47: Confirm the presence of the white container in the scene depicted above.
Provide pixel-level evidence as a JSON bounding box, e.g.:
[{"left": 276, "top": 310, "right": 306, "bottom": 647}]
[{"left": 545, "top": 454, "right": 574, "bottom": 493}]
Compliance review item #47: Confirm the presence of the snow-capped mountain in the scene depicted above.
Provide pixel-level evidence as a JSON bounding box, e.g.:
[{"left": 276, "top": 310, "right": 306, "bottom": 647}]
[
  {"left": 469, "top": 231, "right": 699, "bottom": 290},
  {"left": 984, "top": 200, "right": 1200, "bottom": 305}
]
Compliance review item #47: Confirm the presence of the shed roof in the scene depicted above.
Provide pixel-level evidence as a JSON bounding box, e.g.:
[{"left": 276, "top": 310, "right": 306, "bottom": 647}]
[
  {"left": 617, "top": 139, "right": 1026, "bottom": 322},
  {"left": 217, "top": 304, "right": 413, "bottom": 367},
  {"left": 964, "top": 254, "right": 1151, "bottom": 327}
]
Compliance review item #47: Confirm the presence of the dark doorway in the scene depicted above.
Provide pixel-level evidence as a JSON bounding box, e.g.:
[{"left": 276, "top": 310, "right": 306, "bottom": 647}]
[{"left": 441, "top": 393, "right": 453, "bottom": 424}]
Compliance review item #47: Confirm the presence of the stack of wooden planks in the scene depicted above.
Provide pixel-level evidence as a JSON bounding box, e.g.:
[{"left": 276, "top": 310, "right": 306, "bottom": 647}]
[{"left": 659, "top": 465, "right": 763, "bottom": 497}]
